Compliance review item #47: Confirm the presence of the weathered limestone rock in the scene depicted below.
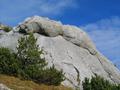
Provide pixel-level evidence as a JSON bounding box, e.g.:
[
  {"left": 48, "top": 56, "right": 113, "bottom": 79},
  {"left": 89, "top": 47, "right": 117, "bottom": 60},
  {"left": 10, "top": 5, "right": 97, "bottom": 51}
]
[
  {"left": 0, "top": 16, "right": 120, "bottom": 89},
  {"left": 16, "top": 16, "right": 63, "bottom": 36}
]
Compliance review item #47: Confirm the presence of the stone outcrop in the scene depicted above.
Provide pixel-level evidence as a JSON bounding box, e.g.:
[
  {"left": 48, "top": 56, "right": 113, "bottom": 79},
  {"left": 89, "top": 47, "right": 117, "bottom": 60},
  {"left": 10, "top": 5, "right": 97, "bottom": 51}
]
[
  {"left": 0, "top": 16, "right": 120, "bottom": 89},
  {"left": 16, "top": 16, "right": 97, "bottom": 55}
]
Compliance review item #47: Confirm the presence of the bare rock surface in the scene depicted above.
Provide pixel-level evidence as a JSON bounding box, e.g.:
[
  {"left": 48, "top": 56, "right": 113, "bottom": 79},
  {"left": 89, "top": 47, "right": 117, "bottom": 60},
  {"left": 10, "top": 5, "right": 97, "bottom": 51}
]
[{"left": 0, "top": 16, "right": 120, "bottom": 89}]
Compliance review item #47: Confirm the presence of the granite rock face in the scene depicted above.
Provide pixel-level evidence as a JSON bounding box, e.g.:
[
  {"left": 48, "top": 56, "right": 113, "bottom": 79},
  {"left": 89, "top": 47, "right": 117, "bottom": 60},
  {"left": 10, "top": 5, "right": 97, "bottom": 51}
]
[
  {"left": 16, "top": 16, "right": 97, "bottom": 55},
  {"left": 0, "top": 16, "right": 120, "bottom": 89}
]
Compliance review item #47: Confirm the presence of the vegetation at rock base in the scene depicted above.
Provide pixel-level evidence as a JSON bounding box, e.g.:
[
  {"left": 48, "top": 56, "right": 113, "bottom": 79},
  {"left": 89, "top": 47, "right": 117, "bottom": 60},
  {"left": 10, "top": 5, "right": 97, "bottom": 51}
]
[
  {"left": 82, "top": 74, "right": 120, "bottom": 90},
  {"left": 0, "top": 47, "right": 20, "bottom": 76},
  {"left": 36, "top": 65, "right": 65, "bottom": 85},
  {"left": 0, "top": 33, "right": 65, "bottom": 86},
  {"left": 0, "top": 74, "right": 72, "bottom": 90}
]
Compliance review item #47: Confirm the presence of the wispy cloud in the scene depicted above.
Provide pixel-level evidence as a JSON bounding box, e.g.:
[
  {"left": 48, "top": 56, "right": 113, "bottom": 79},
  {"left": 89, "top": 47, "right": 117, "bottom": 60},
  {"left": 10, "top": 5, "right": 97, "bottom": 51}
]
[
  {"left": 0, "top": 0, "right": 78, "bottom": 25},
  {"left": 37, "top": 0, "right": 77, "bottom": 15},
  {"left": 81, "top": 16, "right": 120, "bottom": 69}
]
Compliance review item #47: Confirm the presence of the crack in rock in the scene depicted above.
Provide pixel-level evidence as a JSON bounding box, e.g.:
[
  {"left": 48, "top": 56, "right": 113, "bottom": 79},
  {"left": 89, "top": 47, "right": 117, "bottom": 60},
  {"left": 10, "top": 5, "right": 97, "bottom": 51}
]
[
  {"left": 65, "top": 49, "right": 81, "bottom": 86},
  {"left": 62, "top": 62, "right": 81, "bottom": 87},
  {"left": 96, "top": 54, "right": 116, "bottom": 83}
]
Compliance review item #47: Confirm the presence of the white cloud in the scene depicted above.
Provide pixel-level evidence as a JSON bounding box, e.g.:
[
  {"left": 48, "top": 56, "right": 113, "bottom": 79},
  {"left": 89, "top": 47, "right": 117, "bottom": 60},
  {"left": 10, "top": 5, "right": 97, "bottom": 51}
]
[
  {"left": 0, "top": 0, "right": 77, "bottom": 16},
  {"left": 81, "top": 17, "right": 120, "bottom": 69},
  {"left": 37, "top": 0, "right": 77, "bottom": 15}
]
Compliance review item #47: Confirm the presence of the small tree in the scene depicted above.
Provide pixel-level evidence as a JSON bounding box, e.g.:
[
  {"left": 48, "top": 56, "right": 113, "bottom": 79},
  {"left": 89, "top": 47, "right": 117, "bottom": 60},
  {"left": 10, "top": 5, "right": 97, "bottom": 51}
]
[
  {"left": 16, "top": 33, "right": 65, "bottom": 85},
  {"left": 17, "top": 33, "right": 47, "bottom": 68},
  {"left": 17, "top": 33, "right": 47, "bottom": 79}
]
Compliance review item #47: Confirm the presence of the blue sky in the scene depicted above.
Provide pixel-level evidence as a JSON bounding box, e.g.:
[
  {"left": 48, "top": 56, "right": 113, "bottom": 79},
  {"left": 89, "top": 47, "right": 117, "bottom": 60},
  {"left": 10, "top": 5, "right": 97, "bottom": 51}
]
[{"left": 0, "top": 0, "right": 120, "bottom": 69}]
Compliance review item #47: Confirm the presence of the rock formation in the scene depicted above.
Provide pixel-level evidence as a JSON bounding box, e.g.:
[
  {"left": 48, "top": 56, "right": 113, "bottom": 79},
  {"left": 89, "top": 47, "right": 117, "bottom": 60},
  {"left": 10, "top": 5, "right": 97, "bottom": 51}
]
[{"left": 0, "top": 16, "right": 120, "bottom": 89}]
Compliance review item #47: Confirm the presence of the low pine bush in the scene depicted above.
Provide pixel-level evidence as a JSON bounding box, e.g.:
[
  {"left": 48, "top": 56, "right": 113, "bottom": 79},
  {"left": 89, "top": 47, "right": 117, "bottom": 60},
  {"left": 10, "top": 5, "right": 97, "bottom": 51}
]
[
  {"left": 0, "top": 47, "right": 20, "bottom": 76},
  {"left": 82, "top": 74, "right": 120, "bottom": 90},
  {"left": 37, "top": 65, "right": 65, "bottom": 85}
]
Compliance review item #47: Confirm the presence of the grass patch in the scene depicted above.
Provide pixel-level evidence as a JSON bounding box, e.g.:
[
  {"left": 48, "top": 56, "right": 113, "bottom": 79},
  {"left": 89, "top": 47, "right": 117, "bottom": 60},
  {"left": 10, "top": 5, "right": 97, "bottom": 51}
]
[{"left": 0, "top": 74, "right": 72, "bottom": 90}]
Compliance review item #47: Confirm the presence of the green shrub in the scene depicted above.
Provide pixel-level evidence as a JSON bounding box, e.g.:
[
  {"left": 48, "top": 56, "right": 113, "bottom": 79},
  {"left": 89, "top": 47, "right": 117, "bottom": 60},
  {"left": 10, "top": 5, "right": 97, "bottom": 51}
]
[
  {"left": 82, "top": 78, "right": 91, "bottom": 90},
  {"left": 17, "top": 33, "right": 47, "bottom": 67},
  {"left": 82, "top": 74, "right": 120, "bottom": 90},
  {"left": 38, "top": 65, "right": 65, "bottom": 85},
  {"left": 0, "top": 47, "right": 20, "bottom": 76},
  {"left": 3, "top": 26, "right": 12, "bottom": 32},
  {"left": 16, "top": 33, "right": 47, "bottom": 78}
]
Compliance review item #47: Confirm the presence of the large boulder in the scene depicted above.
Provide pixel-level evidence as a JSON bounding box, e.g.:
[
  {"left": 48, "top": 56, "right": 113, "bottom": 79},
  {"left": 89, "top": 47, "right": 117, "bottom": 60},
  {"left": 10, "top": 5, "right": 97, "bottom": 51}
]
[
  {"left": 0, "top": 16, "right": 120, "bottom": 89},
  {"left": 16, "top": 16, "right": 63, "bottom": 36},
  {"left": 16, "top": 16, "right": 97, "bottom": 55}
]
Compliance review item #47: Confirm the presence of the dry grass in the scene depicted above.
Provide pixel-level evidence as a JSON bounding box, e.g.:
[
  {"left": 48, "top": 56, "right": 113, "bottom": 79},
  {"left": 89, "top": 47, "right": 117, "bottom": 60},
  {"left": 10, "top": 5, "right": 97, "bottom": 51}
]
[{"left": 0, "top": 74, "right": 73, "bottom": 90}]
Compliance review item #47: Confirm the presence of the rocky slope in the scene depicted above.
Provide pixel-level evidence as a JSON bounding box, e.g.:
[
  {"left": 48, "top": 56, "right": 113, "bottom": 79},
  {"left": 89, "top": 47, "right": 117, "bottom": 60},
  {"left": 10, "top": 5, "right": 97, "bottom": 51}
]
[{"left": 0, "top": 16, "right": 120, "bottom": 89}]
